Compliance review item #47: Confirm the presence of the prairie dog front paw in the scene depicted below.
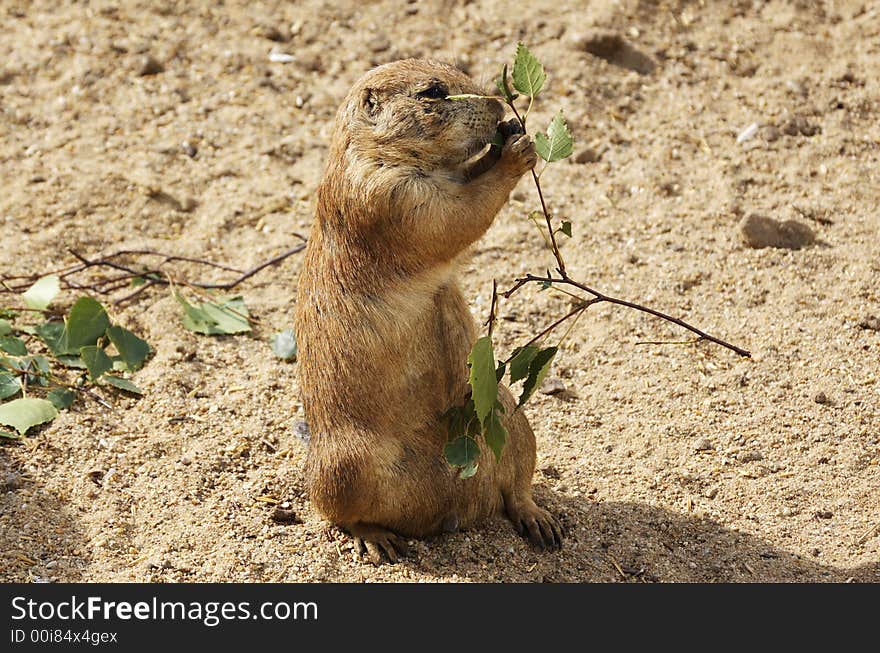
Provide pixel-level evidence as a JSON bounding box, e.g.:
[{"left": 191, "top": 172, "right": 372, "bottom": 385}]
[{"left": 500, "top": 133, "right": 538, "bottom": 177}]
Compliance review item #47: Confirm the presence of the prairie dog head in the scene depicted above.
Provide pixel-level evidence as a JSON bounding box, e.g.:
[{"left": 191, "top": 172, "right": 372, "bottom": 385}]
[{"left": 330, "top": 59, "right": 504, "bottom": 174}]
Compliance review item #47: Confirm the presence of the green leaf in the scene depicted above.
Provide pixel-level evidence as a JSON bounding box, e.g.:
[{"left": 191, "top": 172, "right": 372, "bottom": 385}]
[
  {"left": 512, "top": 43, "right": 545, "bottom": 97},
  {"left": 130, "top": 276, "right": 147, "bottom": 288},
  {"left": 534, "top": 111, "right": 573, "bottom": 162},
  {"left": 445, "top": 400, "right": 476, "bottom": 442},
  {"left": 175, "top": 292, "right": 251, "bottom": 335},
  {"left": 22, "top": 275, "right": 60, "bottom": 310},
  {"left": 484, "top": 410, "right": 508, "bottom": 462},
  {"left": 80, "top": 345, "right": 112, "bottom": 381},
  {"left": 444, "top": 435, "right": 480, "bottom": 476},
  {"left": 0, "top": 429, "right": 21, "bottom": 440},
  {"left": 56, "top": 355, "right": 87, "bottom": 369},
  {"left": 0, "top": 318, "right": 11, "bottom": 336},
  {"left": 106, "top": 325, "right": 151, "bottom": 371},
  {"left": 67, "top": 297, "right": 110, "bottom": 350},
  {"left": 0, "top": 369, "right": 21, "bottom": 400},
  {"left": 36, "top": 321, "right": 74, "bottom": 356},
  {"left": 200, "top": 296, "right": 250, "bottom": 333},
  {"left": 0, "top": 336, "right": 27, "bottom": 356},
  {"left": 467, "top": 336, "right": 498, "bottom": 425},
  {"left": 495, "top": 63, "right": 516, "bottom": 103},
  {"left": 47, "top": 388, "right": 76, "bottom": 410},
  {"left": 103, "top": 375, "right": 143, "bottom": 395},
  {"left": 509, "top": 345, "right": 539, "bottom": 384},
  {"left": 539, "top": 281, "right": 552, "bottom": 291},
  {"left": 518, "top": 346, "right": 558, "bottom": 408},
  {"left": 0, "top": 397, "right": 58, "bottom": 435},
  {"left": 271, "top": 329, "right": 298, "bottom": 360},
  {"left": 560, "top": 221, "right": 572, "bottom": 237}
]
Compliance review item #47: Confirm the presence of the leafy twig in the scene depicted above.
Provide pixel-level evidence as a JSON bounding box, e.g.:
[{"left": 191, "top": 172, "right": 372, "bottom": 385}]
[{"left": 496, "top": 45, "right": 748, "bottom": 358}]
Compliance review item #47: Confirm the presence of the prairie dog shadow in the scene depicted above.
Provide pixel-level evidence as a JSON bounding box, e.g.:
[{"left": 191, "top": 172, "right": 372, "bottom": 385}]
[{"left": 0, "top": 446, "right": 91, "bottom": 582}]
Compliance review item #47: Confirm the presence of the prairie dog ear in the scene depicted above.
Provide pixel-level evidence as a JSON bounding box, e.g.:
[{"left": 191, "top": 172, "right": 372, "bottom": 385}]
[{"left": 361, "top": 87, "right": 381, "bottom": 119}]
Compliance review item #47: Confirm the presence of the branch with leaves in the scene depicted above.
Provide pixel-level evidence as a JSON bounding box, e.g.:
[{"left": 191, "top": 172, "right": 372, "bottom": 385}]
[
  {"left": 443, "top": 44, "right": 750, "bottom": 477},
  {"left": 0, "top": 292, "right": 151, "bottom": 439},
  {"left": 0, "top": 241, "right": 306, "bottom": 439}
]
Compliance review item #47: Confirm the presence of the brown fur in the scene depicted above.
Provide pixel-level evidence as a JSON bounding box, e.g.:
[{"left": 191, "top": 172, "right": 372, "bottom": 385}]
[{"left": 294, "top": 59, "right": 562, "bottom": 563}]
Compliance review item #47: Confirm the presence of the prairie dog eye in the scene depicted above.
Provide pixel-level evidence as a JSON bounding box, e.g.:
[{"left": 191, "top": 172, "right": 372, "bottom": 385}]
[{"left": 416, "top": 83, "right": 448, "bottom": 100}]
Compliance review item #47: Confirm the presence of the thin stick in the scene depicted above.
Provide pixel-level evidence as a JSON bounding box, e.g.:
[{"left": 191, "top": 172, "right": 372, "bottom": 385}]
[
  {"left": 856, "top": 523, "right": 879, "bottom": 546},
  {"left": 507, "top": 100, "right": 566, "bottom": 275},
  {"left": 485, "top": 279, "right": 499, "bottom": 340},
  {"left": 502, "top": 300, "right": 598, "bottom": 364},
  {"left": 504, "top": 273, "right": 751, "bottom": 358},
  {"left": 0, "top": 364, "right": 112, "bottom": 409},
  {"left": 0, "top": 240, "right": 308, "bottom": 299}
]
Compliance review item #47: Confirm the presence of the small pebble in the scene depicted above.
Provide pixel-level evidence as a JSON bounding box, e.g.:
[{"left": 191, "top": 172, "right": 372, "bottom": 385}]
[
  {"left": 137, "top": 55, "right": 164, "bottom": 76},
  {"left": 574, "top": 147, "right": 600, "bottom": 164},
  {"left": 738, "top": 450, "right": 764, "bottom": 463},
  {"left": 271, "top": 507, "right": 301, "bottom": 524},
  {"left": 786, "top": 79, "right": 808, "bottom": 96},
  {"left": 145, "top": 557, "right": 172, "bottom": 570},
  {"left": 694, "top": 438, "right": 713, "bottom": 452},
  {"left": 704, "top": 487, "right": 718, "bottom": 499},
  {"left": 2, "top": 472, "right": 23, "bottom": 491},
  {"left": 760, "top": 125, "right": 782, "bottom": 142},
  {"left": 815, "top": 510, "right": 833, "bottom": 519},
  {"left": 739, "top": 214, "right": 816, "bottom": 250},
  {"left": 813, "top": 391, "right": 830, "bottom": 405},
  {"left": 782, "top": 116, "right": 820, "bottom": 137},
  {"left": 369, "top": 36, "right": 391, "bottom": 53},
  {"left": 858, "top": 315, "right": 880, "bottom": 331},
  {"left": 736, "top": 122, "right": 760, "bottom": 144},
  {"left": 181, "top": 141, "right": 197, "bottom": 158},
  {"left": 541, "top": 377, "right": 567, "bottom": 395},
  {"left": 293, "top": 420, "right": 310, "bottom": 444},
  {"left": 268, "top": 51, "right": 295, "bottom": 63},
  {"left": 255, "top": 23, "right": 288, "bottom": 42}
]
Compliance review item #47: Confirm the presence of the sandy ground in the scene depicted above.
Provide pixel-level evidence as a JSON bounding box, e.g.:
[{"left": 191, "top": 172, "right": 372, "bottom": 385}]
[{"left": 1, "top": 0, "right": 878, "bottom": 582}]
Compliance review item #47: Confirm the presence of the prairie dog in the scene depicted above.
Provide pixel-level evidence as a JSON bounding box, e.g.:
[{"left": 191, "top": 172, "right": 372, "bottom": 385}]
[{"left": 295, "top": 59, "right": 562, "bottom": 563}]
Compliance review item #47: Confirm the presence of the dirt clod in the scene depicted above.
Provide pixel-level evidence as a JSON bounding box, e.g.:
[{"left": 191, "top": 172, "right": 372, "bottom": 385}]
[
  {"left": 271, "top": 508, "right": 302, "bottom": 524},
  {"left": 694, "top": 438, "right": 714, "bottom": 452},
  {"left": 571, "top": 30, "right": 656, "bottom": 74},
  {"left": 858, "top": 316, "right": 880, "bottom": 331},
  {"left": 574, "top": 147, "right": 601, "bottom": 164},
  {"left": 2, "top": 473, "right": 23, "bottom": 492},
  {"left": 739, "top": 214, "right": 816, "bottom": 250},
  {"left": 137, "top": 55, "right": 164, "bottom": 76}
]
